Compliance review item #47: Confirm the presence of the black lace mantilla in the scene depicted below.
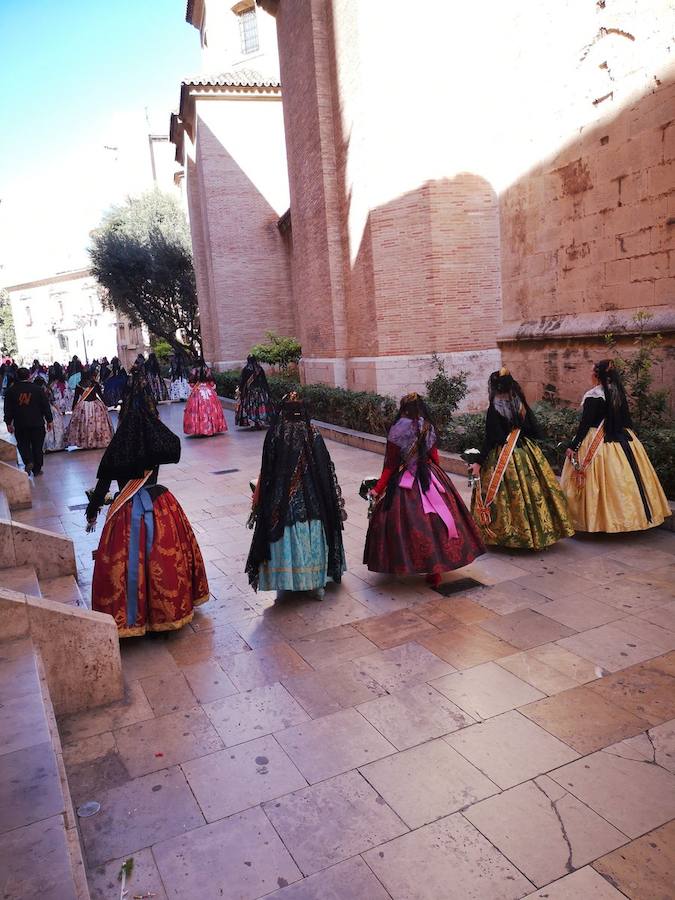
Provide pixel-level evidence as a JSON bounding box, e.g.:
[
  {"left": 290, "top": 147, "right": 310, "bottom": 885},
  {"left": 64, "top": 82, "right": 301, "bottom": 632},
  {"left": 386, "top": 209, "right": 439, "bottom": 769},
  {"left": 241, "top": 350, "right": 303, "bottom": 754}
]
[{"left": 245, "top": 415, "right": 346, "bottom": 590}]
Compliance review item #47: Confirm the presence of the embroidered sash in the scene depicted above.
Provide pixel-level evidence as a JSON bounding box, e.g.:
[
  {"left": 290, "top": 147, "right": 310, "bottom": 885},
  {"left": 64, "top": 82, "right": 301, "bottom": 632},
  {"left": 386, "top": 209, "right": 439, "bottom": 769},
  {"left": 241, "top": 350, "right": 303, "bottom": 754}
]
[
  {"left": 106, "top": 470, "right": 154, "bottom": 522},
  {"left": 572, "top": 421, "right": 605, "bottom": 488},
  {"left": 78, "top": 385, "right": 95, "bottom": 403},
  {"left": 474, "top": 428, "right": 521, "bottom": 531},
  {"left": 396, "top": 425, "right": 458, "bottom": 537}
]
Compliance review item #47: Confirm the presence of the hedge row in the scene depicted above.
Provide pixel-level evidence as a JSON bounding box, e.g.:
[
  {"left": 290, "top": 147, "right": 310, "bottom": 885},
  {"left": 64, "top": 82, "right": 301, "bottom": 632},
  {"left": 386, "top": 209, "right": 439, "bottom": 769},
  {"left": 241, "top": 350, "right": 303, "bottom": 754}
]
[{"left": 213, "top": 371, "right": 674, "bottom": 498}]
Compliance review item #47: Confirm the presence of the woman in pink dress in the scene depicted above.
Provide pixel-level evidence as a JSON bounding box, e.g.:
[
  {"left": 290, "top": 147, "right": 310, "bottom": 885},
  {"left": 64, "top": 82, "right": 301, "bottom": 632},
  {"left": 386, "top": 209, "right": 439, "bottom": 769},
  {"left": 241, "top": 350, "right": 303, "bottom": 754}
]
[{"left": 183, "top": 361, "right": 228, "bottom": 437}]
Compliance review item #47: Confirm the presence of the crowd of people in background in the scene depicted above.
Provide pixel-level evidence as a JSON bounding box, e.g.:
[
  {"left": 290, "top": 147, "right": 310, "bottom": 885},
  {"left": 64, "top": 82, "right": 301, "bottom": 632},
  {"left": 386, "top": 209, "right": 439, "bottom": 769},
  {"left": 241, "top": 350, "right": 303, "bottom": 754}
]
[{"left": 0, "top": 350, "right": 670, "bottom": 638}]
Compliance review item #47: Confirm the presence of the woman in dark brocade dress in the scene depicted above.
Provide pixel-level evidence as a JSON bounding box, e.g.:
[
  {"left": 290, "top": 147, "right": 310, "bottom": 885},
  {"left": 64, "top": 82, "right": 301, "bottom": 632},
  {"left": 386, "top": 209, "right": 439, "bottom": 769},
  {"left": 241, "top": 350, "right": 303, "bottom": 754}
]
[
  {"left": 86, "top": 370, "right": 208, "bottom": 637},
  {"left": 236, "top": 355, "right": 273, "bottom": 428},
  {"left": 364, "top": 393, "right": 484, "bottom": 587}
]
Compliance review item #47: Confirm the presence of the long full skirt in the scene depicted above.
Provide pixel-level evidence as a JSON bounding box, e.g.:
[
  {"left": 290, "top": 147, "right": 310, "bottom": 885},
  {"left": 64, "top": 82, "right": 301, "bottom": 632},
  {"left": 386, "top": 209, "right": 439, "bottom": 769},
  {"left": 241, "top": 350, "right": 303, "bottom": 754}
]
[
  {"left": 92, "top": 489, "right": 209, "bottom": 636},
  {"left": 258, "top": 519, "right": 346, "bottom": 591},
  {"left": 51, "top": 386, "right": 73, "bottom": 415},
  {"left": 103, "top": 373, "right": 127, "bottom": 407},
  {"left": 183, "top": 383, "right": 227, "bottom": 436},
  {"left": 44, "top": 405, "right": 68, "bottom": 452},
  {"left": 364, "top": 463, "right": 485, "bottom": 575},
  {"left": 471, "top": 437, "right": 575, "bottom": 550},
  {"left": 169, "top": 377, "right": 191, "bottom": 401},
  {"left": 561, "top": 428, "right": 670, "bottom": 533},
  {"left": 236, "top": 386, "right": 273, "bottom": 427},
  {"left": 67, "top": 398, "right": 114, "bottom": 449}
]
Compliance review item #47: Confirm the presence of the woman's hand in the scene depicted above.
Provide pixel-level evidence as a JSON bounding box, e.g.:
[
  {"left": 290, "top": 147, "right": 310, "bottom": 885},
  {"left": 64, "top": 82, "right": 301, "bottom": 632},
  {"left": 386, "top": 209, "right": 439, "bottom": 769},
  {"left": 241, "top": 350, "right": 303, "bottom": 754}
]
[
  {"left": 470, "top": 463, "right": 481, "bottom": 477},
  {"left": 565, "top": 448, "right": 574, "bottom": 460}
]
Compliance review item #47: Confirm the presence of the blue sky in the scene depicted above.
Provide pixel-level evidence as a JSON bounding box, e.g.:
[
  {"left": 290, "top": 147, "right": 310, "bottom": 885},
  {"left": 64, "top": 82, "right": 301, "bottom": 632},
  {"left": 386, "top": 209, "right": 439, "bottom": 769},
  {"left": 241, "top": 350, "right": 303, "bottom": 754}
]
[{"left": 0, "top": 0, "right": 201, "bottom": 282}]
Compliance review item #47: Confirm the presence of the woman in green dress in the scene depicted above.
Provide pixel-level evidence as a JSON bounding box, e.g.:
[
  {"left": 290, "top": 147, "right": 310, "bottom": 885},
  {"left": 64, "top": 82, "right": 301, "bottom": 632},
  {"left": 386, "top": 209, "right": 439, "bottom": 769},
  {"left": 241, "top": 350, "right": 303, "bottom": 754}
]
[{"left": 470, "top": 368, "right": 574, "bottom": 550}]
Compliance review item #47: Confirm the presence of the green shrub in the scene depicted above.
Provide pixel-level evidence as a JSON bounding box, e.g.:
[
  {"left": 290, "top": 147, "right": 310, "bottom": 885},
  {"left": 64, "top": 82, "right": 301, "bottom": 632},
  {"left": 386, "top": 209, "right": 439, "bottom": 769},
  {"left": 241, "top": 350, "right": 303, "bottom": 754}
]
[
  {"left": 640, "top": 426, "right": 675, "bottom": 500},
  {"left": 249, "top": 332, "right": 302, "bottom": 373}
]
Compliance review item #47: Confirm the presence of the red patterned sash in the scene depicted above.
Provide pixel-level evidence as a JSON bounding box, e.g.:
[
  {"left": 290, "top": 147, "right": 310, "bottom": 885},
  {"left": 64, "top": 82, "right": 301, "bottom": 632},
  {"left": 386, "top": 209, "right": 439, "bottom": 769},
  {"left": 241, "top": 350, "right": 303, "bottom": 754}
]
[
  {"left": 572, "top": 421, "right": 605, "bottom": 488},
  {"left": 474, "top": 428, "right": 521, "bottom": 532}
]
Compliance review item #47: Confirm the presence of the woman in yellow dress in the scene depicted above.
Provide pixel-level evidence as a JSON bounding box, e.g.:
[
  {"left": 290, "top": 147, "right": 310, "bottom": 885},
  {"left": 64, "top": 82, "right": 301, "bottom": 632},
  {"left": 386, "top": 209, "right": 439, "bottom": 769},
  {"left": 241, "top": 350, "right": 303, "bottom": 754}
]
[{"left": 561, "top": 359, "right": 670, "bottom": 533}]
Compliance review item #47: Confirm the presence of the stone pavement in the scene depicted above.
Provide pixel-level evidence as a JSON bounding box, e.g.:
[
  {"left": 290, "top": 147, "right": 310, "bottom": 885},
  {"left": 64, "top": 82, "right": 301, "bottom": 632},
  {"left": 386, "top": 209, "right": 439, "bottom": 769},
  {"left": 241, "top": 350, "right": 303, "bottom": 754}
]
[{"left": 16, "top": 403, "right": 675, "bottom": 900}]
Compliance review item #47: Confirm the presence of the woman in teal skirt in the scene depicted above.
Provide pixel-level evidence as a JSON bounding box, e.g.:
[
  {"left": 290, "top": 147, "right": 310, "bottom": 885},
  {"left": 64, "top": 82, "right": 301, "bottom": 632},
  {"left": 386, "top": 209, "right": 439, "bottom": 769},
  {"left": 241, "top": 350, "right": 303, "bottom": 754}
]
[{"left": 246, "top": 394, "right": 346, "bottom": 596}]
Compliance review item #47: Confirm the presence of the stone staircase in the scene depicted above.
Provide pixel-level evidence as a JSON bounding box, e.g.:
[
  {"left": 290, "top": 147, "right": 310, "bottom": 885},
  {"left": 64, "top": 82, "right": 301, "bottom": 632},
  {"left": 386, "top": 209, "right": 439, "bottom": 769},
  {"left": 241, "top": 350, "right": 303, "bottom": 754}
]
[{"left": 0, "top": 436, "right": 123, "bottom": 899}]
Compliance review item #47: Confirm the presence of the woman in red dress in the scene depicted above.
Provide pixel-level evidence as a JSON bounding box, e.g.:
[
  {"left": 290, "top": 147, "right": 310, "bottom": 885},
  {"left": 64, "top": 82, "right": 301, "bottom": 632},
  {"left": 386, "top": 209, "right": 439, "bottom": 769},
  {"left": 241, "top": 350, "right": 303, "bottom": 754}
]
[
  {"left": 86, "top": 370, "right": 208, "bottom": 636},
  {"left": 364, "top": 393, "right": 485, "bottom": 586},
  {"left": 183, "top": 361, "right": 228, "bottom": 437}
]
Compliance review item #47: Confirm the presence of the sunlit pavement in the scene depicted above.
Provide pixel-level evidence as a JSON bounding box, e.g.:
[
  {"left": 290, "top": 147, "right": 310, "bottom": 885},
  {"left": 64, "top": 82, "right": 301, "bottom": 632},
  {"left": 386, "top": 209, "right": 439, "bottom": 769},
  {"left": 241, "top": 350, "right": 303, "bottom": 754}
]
[{"left": 18, "top": 402, "right": 675, "bottom": 899}]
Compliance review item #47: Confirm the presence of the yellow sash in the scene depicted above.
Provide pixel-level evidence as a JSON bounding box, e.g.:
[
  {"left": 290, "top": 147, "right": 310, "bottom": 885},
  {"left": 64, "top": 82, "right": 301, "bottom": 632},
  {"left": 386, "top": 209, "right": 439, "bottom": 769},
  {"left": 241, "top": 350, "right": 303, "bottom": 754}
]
[
  {"left": 106, "top": 470, "right": 153, "bottom": 522},
  {"left": 78, "top": 385, "right": 95, "bottom": 403},
  {"left": 572, "top": 421, "right": 605, "bottom": 488},
  {"left": 474, "top": 428, "right": 521, "bottom": 532}
]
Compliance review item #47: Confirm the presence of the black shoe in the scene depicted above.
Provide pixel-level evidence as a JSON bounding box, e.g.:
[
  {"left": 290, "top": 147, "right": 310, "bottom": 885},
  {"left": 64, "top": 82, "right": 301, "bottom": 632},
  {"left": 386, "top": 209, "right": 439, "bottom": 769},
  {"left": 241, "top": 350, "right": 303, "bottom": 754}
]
[
  {"left": 25, "top": 463, "right": 33, "bottom": 475},
  {"left": 33, "top": 469, "right": 43, "bottom": 476}
]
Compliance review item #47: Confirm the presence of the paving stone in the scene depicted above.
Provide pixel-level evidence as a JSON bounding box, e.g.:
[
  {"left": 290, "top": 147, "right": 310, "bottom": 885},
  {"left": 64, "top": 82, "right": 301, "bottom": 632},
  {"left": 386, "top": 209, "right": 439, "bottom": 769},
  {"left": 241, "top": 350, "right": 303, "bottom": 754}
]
[
  {"left": 445, "top": 710, "right": 579, "bottom": 788},
  {"left": 263, "top": 770, "right": 408, "bottom": 876},
  {"left": 352, "top": 640, "right": 454, "bottom": 692},
  {"left": 219, "top": 642, "right": 312, "bottom": 691},
  {"left": 189, "top": 593, "right": 258, "bottom": 630},
  {"left": 524, "top": 643, "right": 600, "bottom": 685},
  {"left": 479, "top": 608, "right": 576, "bottom": 649},
  {"left": 359, "top": 738, "right": 497, "bottom": 828},
  {"left": 414, "top": 594, "right": 496, "bottom": 627},
  {"left": 592, "top": 820, "right": 675, "bottom": 900},
  {"left": 588, "top": 658, "right": 675, "bottom": 725},
  {"left": 263, "top": 856, "right": 391, "bottom": 899},
  {"left": 182, "top": 735, "right": 306, "bottom": 821},
  {"left": 357, "top": 682, "right": 474, "bottom": 750},
  {"left": 87, "top": 847, "right": 168, "bottom": 900},
  {"left": 120, "top": 637, "right": 179, "bottom": 680},
  {"left": 153, "top": 805, "right": 302, "bottom": 899},
  {"left": 418, "top": 624, "right": 518, "bottom": 669},
  {"left": 522, "top": 866, "right": 626, "bottom": 898},
  {"left": 589, "top": 580, "right": 672, "bottom": 614},
  {"left": 612, "top": 615, "right": 675, "bottom": 651},
  {"left": 363, "top": 813, "right": 533, "bottom": 900},
  {"left": 203, "top": 682, "right": 310, "bottom": 747},
  {"left": 58, "top": 680, "right": 154, "bottom": 743},
  {"left": 538, "top": 595, "right": 624, "bottom": 631},
  {"left": 62, "top": 731, "right": 116, "bottom": 768},
  {"left": 520, "top": 685, "right": 649, "bottom": 754},
  {"left": 496, "top": 652, "right": 579, "bottom": 695},
  {"left": 510, "top": 570, "right": 596, "bottom": 602},
  {"left": 638, "top": 602, "right": 675, "bottom": 632},
  {"left": 0, "top": 742, "right": 64, "bottom": 833},
  {"left": 290, "top": 624, "right": 378, "bottom": 668},
  {"left": 275, "top": 707, "right": 395, "bottom": 783},
  {"left": 139, "top": 671, "right": 198, "bottom": 716},
  {"left": 79, "top": 766, "right": 204, "bottom": 868},
  {"left": 165, "top": 625, "right": 250, "bottom": 666},
  {"left": 464, "top": 775, "right": 627, "bottom": 887},
  {"left": 557, "top": 622, "right": 665, "bottom": 673},
  {"left": 550, "top": 748, "right": 675, "bottom": 838},
  {"left": 0, "top": 816, "right": 78, "bottom": 900},
  {"left": 283, "top": 660, "right": 386, "bottom": 712},
  {"left": 179, "top": 658, "right": 238, "bottom": 703},
  {"left": 431, "top": 661, "right": 545, "bottom": 720},
  {"left": 353, "top": 608, "right": 439, "bottom": 649}
]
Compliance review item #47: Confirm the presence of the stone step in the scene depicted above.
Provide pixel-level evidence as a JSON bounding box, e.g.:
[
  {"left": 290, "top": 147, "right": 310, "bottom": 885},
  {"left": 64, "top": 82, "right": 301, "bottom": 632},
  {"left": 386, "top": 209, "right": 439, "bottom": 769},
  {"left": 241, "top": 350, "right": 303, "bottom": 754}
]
[
  {"left": 39, "top": 575, "right": 84, "bottom": 608},
  {"left": 0, "top": 488, "right": 10, "bottom": 521},
  {"left": 0, "top": 637, "right": 85, "bottom": 899},
  {"left": 0, "top": 564, "right": 41, "bottom": 597}
]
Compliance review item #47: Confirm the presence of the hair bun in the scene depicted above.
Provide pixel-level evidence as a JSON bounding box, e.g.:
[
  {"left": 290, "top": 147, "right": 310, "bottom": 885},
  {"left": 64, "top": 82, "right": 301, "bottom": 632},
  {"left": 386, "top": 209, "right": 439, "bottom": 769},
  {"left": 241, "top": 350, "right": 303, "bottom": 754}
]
[{"left": 499, "top": 367, "right": 510, "bottom": 377}]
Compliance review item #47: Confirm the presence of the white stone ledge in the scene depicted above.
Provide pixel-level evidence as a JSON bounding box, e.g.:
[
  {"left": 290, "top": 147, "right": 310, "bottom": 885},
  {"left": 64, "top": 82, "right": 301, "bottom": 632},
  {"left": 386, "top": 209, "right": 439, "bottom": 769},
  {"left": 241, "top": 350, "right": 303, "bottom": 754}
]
[{"left": 498, "top": 305, "right": 675, "bottom": 342}]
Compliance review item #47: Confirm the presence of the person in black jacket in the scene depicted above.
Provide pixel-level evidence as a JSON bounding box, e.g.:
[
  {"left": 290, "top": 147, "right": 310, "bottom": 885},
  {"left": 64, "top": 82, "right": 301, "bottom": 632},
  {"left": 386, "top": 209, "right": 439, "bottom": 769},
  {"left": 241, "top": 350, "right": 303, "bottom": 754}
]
[
  {"left": 4, "top": 367, "right": 53, "bottom": 476},
  {"left": 470, "top": 368, "right": 574, "bottom": 549},
  {"left": 561, "top": 359, "right": 670, "bottom": 532}
]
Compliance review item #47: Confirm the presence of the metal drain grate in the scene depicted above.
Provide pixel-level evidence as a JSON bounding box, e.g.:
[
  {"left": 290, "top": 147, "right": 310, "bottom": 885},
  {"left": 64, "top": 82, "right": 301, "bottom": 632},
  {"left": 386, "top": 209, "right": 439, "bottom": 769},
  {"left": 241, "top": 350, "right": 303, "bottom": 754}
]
[
  {"left": 433, "top": 577, "right": 484, "bottom": 597},
  {"left": 212, "top": 468, "right": 240, "bottom": 475}
]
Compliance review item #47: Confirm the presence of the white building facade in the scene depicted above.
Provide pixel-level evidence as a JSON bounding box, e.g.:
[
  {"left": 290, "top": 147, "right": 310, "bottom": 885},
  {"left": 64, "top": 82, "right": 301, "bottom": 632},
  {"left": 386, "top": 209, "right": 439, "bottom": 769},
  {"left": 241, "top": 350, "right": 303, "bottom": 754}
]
[{"left": 5, "top": 268, "right": 149, "bottom": 368}]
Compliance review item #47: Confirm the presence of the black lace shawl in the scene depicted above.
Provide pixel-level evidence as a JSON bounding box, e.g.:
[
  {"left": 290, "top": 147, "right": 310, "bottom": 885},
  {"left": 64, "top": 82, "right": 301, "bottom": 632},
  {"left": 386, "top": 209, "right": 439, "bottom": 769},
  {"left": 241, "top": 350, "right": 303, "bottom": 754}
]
[
  {"left": 246, "top": 408, "right": 345, "bottom": 589},
  {"left": 96, "top": 372, "right": 180, "bottom": 481},
  {"left": 239, "top": 358, "right": 270, "bottom": 396}
]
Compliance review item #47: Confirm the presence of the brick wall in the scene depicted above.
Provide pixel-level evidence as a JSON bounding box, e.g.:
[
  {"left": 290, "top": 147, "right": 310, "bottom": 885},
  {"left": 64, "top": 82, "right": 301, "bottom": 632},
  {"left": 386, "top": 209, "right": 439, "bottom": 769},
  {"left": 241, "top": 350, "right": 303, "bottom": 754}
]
[{"left": 191, "top": 95, "right": 295, "bottom": 368}]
